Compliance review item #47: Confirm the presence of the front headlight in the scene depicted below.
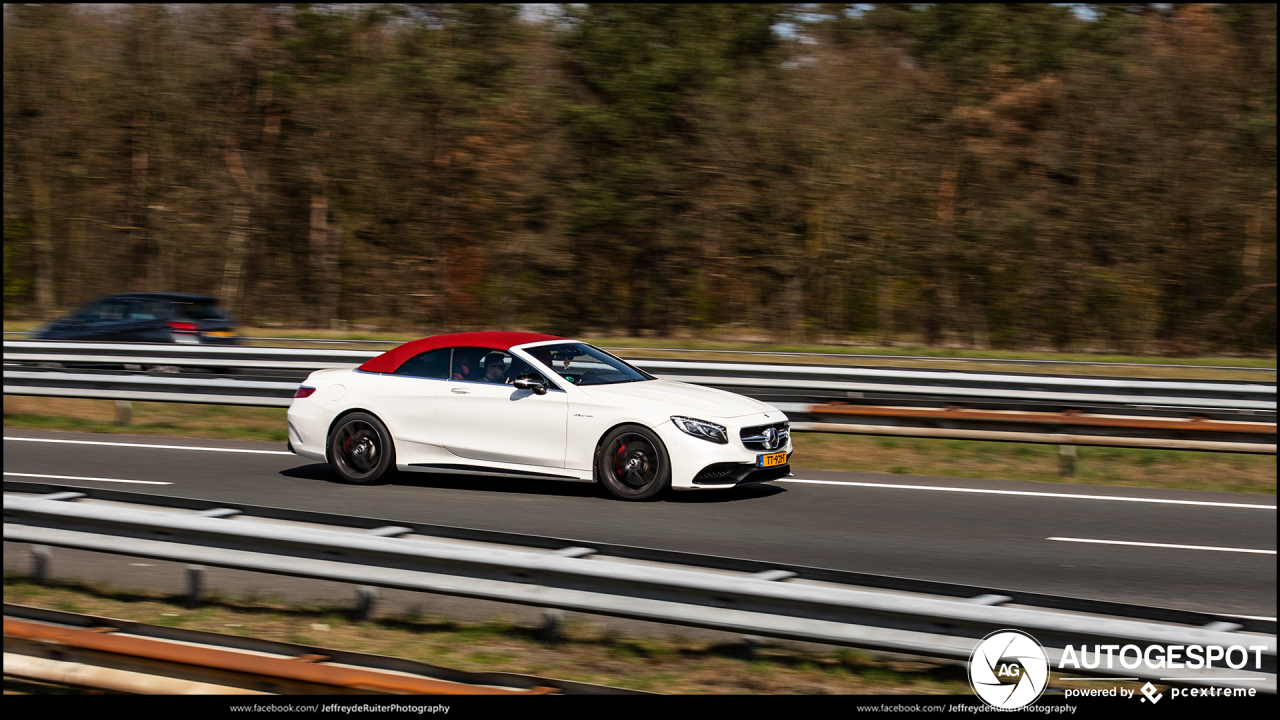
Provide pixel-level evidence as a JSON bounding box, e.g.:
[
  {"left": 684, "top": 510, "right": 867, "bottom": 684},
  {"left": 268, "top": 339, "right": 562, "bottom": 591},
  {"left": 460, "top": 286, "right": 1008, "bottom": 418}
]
[{"left": 671, "top": 416, "right": 728, "bottom": 444}]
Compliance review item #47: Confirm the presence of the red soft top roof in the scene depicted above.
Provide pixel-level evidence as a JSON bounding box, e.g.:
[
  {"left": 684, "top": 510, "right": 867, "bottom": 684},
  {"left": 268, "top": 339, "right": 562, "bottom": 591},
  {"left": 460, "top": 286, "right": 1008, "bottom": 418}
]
[{"left": 357, "top": 331, "right": 566, "bottom": 374}]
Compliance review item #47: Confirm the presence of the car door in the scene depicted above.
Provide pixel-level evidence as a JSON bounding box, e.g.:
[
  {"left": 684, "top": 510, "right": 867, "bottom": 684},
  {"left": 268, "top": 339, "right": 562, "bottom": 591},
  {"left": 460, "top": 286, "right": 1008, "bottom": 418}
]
[
  {"left": 114, "top": 298, "right": 168, "bottom": 342},
  {"left": 46, "top": 300, "right": 105, "bottom": 340},
  {"left": 87, "top": 298, "right": 134, "bottom": 341},
  {"left": 435, "top": 348, "right": 568, "bottom": 469},
  {"left": 370, "top": 348, "right": 452, "bottom": 455}
]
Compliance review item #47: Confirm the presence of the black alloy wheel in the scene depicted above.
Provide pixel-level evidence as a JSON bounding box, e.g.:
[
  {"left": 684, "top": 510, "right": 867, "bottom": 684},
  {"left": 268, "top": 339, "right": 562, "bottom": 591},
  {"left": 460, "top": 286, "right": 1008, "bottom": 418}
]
[
  {"left": 597, "top": 425, "right": 671, "bottom": 501},
  {"left": 329, "top": 412, "right": 395, "bottom": 485}
]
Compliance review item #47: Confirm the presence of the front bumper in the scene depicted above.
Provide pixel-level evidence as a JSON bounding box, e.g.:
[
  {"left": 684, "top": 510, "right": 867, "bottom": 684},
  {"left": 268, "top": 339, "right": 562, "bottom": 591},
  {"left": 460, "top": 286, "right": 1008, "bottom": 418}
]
[
  {"left": 653, "top": 412, "right": 792, "bottom": 490},
  {"left": 691, "top": 455, "right": 792, "bottom": 486}
]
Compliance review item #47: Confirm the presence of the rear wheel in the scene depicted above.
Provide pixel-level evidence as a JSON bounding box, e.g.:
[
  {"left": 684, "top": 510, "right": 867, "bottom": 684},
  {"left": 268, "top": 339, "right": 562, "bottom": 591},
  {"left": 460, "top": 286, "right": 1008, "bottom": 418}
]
[
  {"left": 597, "top": 425, "right": 671, "bottom": 501},
  {"left": 329, "top": 412, "right": 395, "bottom": 485}
]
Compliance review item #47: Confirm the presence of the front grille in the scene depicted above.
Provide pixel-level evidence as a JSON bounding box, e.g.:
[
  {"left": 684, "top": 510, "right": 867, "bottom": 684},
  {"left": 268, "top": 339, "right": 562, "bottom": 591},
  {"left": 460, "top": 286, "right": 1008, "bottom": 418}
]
[{"left": 740, "top": 421, "right": 790, "bottom": 451}]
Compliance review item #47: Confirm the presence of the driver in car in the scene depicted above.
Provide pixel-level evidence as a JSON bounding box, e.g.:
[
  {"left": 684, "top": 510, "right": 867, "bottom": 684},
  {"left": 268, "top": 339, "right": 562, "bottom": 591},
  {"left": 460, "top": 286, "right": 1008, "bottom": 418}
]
[{"left": 482, "top": 352, "right": 510, "bottom": 384}]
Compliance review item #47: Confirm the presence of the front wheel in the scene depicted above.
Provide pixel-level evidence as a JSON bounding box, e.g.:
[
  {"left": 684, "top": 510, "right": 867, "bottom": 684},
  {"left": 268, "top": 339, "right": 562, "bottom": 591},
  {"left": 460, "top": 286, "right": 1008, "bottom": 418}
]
[
  {"left": 596, "top": 425, "right": 671, "bottom": 501},
  {"left": 329, "top": 412, "right": 395, "bottom": 485}
]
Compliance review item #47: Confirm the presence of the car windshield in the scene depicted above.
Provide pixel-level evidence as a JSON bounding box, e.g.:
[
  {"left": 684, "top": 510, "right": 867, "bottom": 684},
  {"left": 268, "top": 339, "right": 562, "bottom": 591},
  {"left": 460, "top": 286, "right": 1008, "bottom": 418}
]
[{"left": 525, "top": 343, "right": 653, "bottom": 386}]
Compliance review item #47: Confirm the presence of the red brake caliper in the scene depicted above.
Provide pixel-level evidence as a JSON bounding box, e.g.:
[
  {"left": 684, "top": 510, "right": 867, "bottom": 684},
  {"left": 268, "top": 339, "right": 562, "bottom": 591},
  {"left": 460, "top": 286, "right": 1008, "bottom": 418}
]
[{"left": 615, "top": 443, "right": 627, "bottom": 476}]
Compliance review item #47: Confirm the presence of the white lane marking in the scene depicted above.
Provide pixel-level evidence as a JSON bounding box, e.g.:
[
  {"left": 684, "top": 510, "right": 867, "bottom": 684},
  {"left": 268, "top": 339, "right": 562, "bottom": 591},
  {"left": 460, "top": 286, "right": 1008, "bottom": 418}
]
[
  {"left": 1224, "top": 613, "right": 1278, "bottom": 622},
  {"left": 4, "top": 436, "right": 291, "bottom": 455},
  {"left": 779, "top": 478, "right": 1276, "bottom": 510},
  {"left": 4, "top": 472, "right": 171, "bottom": 486},
  {"left": 1047, "top": 537, "right": 1276, "bottom": 555}
]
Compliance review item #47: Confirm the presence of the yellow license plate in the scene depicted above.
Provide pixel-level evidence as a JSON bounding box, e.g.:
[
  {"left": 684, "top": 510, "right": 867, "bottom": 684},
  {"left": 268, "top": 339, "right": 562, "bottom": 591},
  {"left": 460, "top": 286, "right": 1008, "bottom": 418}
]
[
  {"left": 205, "top": 331, "right": 237, "bottom": 337},
  {"left": 759, "top": 452, "right": 787, "bottom": 468}
]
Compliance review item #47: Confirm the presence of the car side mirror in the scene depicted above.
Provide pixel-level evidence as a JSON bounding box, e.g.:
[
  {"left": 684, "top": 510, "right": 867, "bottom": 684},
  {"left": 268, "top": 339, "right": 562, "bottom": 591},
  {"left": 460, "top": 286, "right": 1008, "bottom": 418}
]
[{"left": 513, "top": 373, "right": 548, "bottom": 395}]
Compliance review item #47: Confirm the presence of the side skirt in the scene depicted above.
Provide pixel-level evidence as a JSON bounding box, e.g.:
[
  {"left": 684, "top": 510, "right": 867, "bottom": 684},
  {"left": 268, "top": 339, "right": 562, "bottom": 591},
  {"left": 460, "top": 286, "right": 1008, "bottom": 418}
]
[{"left": 404, "top": 463, "right": 595, "bottom": 484}]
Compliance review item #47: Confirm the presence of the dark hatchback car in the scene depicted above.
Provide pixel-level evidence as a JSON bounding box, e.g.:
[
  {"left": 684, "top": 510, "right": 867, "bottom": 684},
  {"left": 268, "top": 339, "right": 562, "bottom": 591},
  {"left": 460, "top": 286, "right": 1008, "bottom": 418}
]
[{"left": 36, "top": 293, "right": 241, "bottom": 345}]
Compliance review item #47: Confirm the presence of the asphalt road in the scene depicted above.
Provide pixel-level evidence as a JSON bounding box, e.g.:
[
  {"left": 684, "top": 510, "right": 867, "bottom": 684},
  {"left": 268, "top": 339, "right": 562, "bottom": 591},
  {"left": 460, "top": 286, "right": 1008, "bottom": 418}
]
[{"left": 4, "top": 429, "right": 1275, "bottom": 618}]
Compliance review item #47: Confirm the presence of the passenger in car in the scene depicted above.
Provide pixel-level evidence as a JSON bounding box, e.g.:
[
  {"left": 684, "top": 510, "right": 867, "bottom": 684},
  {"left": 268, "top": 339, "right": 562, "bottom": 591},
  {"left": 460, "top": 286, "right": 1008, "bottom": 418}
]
[{"left": 452, "top": 350, "right": 478, "bottom": 381}]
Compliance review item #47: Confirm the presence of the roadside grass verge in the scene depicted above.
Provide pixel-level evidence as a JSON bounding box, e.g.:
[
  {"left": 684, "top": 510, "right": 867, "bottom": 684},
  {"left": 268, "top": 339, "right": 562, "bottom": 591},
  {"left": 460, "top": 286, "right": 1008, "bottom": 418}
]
[
  {"left": 3, "top": 397, "right": 288, "bottom": 443},
  {"left": 2, "top": 574, "right": 972, "bottom": 695},
  {"left": 5, "top": 397, "right": 1273, "bottom": 495}
]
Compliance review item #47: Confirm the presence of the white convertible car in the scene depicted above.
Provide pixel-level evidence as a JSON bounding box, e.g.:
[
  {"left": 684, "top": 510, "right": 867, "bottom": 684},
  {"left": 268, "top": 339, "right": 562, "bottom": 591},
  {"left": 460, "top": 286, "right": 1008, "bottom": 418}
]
[{"left": 286, "top": 332, "right": 792, "bottom": 500}]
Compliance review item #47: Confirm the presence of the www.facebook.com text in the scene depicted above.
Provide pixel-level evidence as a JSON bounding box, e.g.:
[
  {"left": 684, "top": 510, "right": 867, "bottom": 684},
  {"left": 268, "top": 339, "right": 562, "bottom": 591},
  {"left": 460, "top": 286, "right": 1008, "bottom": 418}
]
[
  {"left": 856, "top": 704, "right": 1077, "bottom": 714},
  {"left": 230, "top": 704, "right": 449, "bottom": 714}
]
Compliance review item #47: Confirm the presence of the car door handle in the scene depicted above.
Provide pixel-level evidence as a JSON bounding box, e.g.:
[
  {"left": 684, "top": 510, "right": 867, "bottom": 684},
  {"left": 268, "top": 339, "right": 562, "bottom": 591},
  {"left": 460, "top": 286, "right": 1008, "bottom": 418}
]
[{"left": 450, "top": 388, "right": 470, "bottom": 394}]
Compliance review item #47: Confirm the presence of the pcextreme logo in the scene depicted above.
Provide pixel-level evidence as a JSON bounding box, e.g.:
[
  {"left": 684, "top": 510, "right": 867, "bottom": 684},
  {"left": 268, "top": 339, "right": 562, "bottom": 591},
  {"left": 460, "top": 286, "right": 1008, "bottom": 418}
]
[{"left": 969, "top": 630, "right": 1050, "bottom": 709}]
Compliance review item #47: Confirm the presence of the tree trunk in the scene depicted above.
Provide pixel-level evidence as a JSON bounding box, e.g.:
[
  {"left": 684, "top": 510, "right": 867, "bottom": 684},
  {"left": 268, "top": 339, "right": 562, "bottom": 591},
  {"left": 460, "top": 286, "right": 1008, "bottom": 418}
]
[
  {"left": 220, "top": 202, "right": 250, "bottom": 314},
  {"left": 30, "top": 162, "right": 56, "bottom": 315},
  {"left": 877, "top": 274, "right": 894, "bottom": 346},
  {"left": 1244, "top": 201, "right": 1261, "bottom": 282},
  {"left": 785, "top": 272, "right": 805, "bottom": 343},
  {"left": 308, "top": 150, "right": 339, "bottom": 328},
  {"left": 931, "top": 161, "right": 960, "bottom": 345},
  {"left": 130, "top": 112, "right": 150, "bottom": 288}
]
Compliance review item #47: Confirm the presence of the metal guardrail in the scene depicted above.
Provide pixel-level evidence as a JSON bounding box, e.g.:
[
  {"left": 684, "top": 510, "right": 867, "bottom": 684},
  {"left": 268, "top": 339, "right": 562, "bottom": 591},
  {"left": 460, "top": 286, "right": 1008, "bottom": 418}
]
[
  {"left": 775, "top": 404, "right": 1276, "bottom": 454},
  {"left": 8, "top": 479, "right": 1274, "bottom": 634},
  {"left": 4, "top": 487, "right": 1274, "bottom": 691},
  {"left": 5, "top": 341, "right": 1276, "bottom": 452},
  {"left": 3, "top": 616, "right": 556, "bottom": 695},
  {"left": 4, "top": 605, "right": 634, "bottom": 695},
  {"left": 3, "top": 370, "right": 298, "bottom": 407},
  {"left": 6, "top": 341, "right": 1275, "bottom": 409}
]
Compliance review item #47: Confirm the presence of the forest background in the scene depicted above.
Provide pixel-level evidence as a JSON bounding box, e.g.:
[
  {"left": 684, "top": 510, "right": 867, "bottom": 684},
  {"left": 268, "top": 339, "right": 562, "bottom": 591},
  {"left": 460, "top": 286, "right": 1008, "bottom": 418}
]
[{"left": 4, "top": 4, "right": 1276, "bottom": 355}]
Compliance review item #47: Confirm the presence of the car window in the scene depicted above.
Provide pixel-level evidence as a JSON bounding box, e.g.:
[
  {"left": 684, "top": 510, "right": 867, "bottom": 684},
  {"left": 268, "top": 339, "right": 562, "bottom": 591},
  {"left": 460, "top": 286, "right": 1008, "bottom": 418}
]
[
  {"left": 526, "top": 343, "right": 653, "bottom": 386},
  {"left": 394, "top": 348, "right": 451, "bottom": 379},
  {"left": 71, "top": 300, "right": 108, "bottom": 322},
  {"left": 506, "top": 355, "right": 553, "bottom": 386},
  {"left": 173, "top": 300, "right": 227, "bottom": 320},
  {"left": 89, "top": 300, "right": 130, "bottom": 323},
  {"left": 124, "top": 299, "right": 165, "bottom": 321},
  {"left": 447, "top": 347, "right": 480, "bottom": 381}
]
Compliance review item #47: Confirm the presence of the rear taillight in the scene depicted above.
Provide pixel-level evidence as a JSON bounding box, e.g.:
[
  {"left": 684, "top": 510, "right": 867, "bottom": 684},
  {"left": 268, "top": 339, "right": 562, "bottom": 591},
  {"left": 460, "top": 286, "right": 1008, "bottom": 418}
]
[
  {"left": 294, "top": 386, "right": 317, "bottom": 399},
  {"left": 167, "top": 321, "right": 200, "bottom": 334}
]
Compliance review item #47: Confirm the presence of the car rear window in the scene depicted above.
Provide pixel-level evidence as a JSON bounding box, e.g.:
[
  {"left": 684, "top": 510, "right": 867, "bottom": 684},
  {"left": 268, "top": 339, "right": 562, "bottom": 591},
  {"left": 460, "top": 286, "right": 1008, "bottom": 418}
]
[
  {"left": 394, "top": 348, "right": 451, "bottom": 379},
  {"left": 173, "top": 301, "right": 227, "bottom": 320}
]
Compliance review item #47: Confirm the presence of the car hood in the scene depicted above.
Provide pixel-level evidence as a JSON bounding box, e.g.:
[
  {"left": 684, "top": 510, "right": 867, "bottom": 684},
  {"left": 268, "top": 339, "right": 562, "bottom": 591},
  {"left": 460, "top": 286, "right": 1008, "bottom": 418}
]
[{"left": 578, "top": 379, "right": 776, "bottom": 419}]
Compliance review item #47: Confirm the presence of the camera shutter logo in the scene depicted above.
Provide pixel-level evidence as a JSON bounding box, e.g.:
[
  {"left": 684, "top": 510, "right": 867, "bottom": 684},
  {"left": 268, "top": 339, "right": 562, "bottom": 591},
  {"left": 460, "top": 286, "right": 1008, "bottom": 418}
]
[{"left": 968, "top": 630, "right": 1049, "bottom": 709}]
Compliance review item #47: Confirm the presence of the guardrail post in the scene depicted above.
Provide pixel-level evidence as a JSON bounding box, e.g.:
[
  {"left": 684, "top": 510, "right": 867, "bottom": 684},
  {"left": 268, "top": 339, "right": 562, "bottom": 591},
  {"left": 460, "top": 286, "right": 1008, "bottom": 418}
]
[
  {"left": 1059, "top": 444, "right": 1077, "bottom": 476},
  {"left": 31, "top": 545, "right": 51, "bottom": 585},
  {"left": 114, "top": 400, "right": 132, "bottom": 426},
  {"left": 741, "top": 634, "right": 763, "bottom": 660},
  {"left": 185, "top": 565, "right": 205, "bottom": 608},
  {"left": 542, "top": 608, "right": 564, "bottom": 644},
  {"left": 354, "top": 586, "right": 379, "bottom": 621}
]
